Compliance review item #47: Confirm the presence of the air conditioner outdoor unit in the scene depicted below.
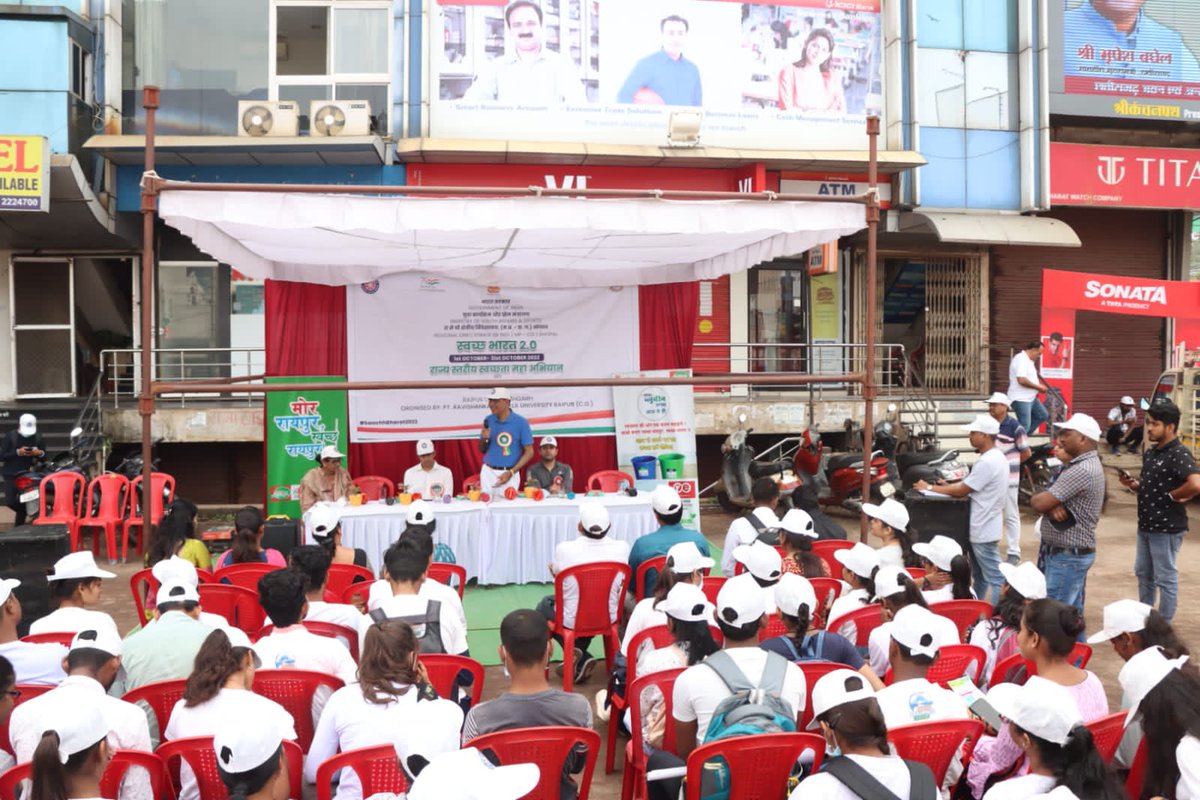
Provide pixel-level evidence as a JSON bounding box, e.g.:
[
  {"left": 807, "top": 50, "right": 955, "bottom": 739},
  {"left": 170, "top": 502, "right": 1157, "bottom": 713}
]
[
  {"left": 237, "top": 100, "right": 300, "bottom": 137},
  {"left": 309, "top": 100, "right": 373, "bottom": 136}
]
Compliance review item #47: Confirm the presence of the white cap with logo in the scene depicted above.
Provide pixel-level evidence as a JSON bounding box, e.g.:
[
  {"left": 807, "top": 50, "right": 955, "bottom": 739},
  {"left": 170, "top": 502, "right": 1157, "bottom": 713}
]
[
  {"left": 862, "top": 498, "right": 910, "bottom": 533},
  {"left": 416, "top": 439, "right": 435, "bottom": 456},
  {"left": 962, "top": 414, "right": 1000, "bottom": 435},
  {"left": 408, "top": 747, "right": 539, "bottom": 800},
  {"left": 48, "top": 703, "right": 108, "bottom": 764},
  {"left": 540, "top": 436, "right": 558, "bottom": 448},
  {"left": 998, "top": 561, "right": 1047, "bottom": 601},
  {"left": 834, "top": 543, "right": 880, "bottom": 580},
  {"left": 890, "top": 604, "right": 941, "bottom": 659},
  {"left": 651, "top": 484, "right": 682, "bottom": 516},
  {"left": 578, "top": 501, "right": 610, "bottom": 535},
  {"left": 656, "top": 582, "right": 713, "bottom": 623},
  {"left": 987, "top": 676, "right": 1083, "bottom": 745},
  {"left": 1120, "top": 395, "right": 1135, "bottom": 406},
  {"left": 213, "top": 716, "right": 285, "bottom": 775},
  {"left": 1119, "top": 645, "right": 1190, "bottom": 726},
  {"left": 488, "top": 388, "right": 511, "bottom": 401},
  {"left": 152, "top": 555, "right": 200, "bottom": 588},
  {"left": 807, "top": 669, "right": 876, "bottom": 729},
  {"left": 405, "top": 499, "right": 435, "bottom": 526},
  {"left": 773, "top": 573, "right": 817, "bottom": 618},
  {"left": 0, "top": 578, "right": 20, "bottom": 606},
  {"left": 47, "top": 551, "right": 116, "bottom": 582},
  {"left": 986, "top": 392, "right": 1011, "bottom": 407},
  {"left": 911, "top": 535, "right": 962, "bottom": 572},
  {"left": 1058, "top": 413, "right": 1102, "bottom": 442},
  {"left": 778, "top": 508, "right": 817, "bottom": 538},
  {"left": 714, "top": 574, "right": 767, "bottom": 628},
  {"left": 873, "top": 565, "right": 913, "bottom": 599},
  {"left": 308, "top": 502, "right": 342, "bottom": 539},
  {"left": 318, "top": 444, "right": 344, "bottom": 460},
  {"left": 666, "top": 541, "right": 713, "bottom": 574},
  {"left": 732, "top": 542, "right": 783, "bottom": 582},
  {"left": 70, "top": 627, "right": 123, "bottom": 657},
  {"left": 1087, "top": 599, "right": 1153, "bottom": 644},
  {"left": 156, "top": 580, "right": 200, "bottom": 607},
  {"left": 18, "top": 414, "right": 36, "bottom": 437}
]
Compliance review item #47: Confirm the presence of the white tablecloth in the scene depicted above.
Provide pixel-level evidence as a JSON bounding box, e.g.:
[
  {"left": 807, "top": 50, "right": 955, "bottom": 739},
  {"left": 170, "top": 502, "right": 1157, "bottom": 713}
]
[{"left": 333, "top": 495, "right": 657, "bottom": 585}]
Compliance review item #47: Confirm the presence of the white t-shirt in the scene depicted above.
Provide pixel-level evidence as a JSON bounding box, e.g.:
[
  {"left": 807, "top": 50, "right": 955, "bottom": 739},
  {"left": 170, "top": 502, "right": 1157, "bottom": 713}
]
[
  {"left": 1007, "top": 351, "right": 1040, "bottom": 403},
  {"left": 922, "top": 585, "right": 975, "bottom": 605},
  {"left": 141, "top": 610, "right": 230, "bottom": 632},
  {"left": 253, "top": 625, "right": 359, "bottom": 721},
  {"left": 869, "top": 617, "right": 961, "bottom": 677},
  {"left": 420, "top": 575, "right": 468, "bottom": 630},
  {"left": 0, "top": 640, "right": 67, "bottom": 685},
  {"left": 552, "top": 536, "right": 630, "bottom": 628},
  {"left": 722, "top": 507, "right": 779, "bottom": 575},
  {"left": 875, "top": 678, "right": 969, "bottom": 727},
  {"left": 982, "top": 773, "right": 1058, "bottom": 800},
  {"left": 1178, "top": 734, "right": 1200, "bottom": 800},
  {"left": 827, "top": 589, "right": 874, "bottom": 641},
  {"left": 402, "top": 463, "right": 454, "bottom": 500},
  {"left": 968, "top": 620, "right": 1018, "bottom": 687},
  {"left": 964, "top": 448, "right": 1009, "bottom": 544},
  {"left": 164, "top": 688, "right": 296, "bottom": 800},
  {"left": 28, "top": 606, "right": 119, "bottom": 637},
  {"left": 791, "top": 753, "right": 936, "bottom": 799},
  {"left": 672, "top": 648, "right": 805, "bottom": 742},
  {"left": 877, "top": 543, "right": 904, "bottom": 570},
  {"left": 305, "top": 599, "right": 364, "bottom": 631},
  {"left": 620, "top": 596, "right": 668, "bottom": 657},
  {"left": 358, "top": 593, "right": 469, "bottom": 655}
]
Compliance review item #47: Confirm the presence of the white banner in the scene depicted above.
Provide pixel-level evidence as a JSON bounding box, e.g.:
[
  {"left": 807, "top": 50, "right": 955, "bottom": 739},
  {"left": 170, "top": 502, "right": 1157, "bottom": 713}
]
[
  {"left": 613, "top": 370, "right": 700, "bottom": 529},
  {"left": 346, "top": 275, "right": 639, "bottom": 442}
]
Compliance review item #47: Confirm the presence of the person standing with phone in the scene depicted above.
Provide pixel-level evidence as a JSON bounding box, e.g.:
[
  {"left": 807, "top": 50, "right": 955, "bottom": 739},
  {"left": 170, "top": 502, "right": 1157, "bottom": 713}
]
[
  {"left": 0, "top": 414, "right": 44, "bottom": 526},
  {"left": 478, "top": 388, "right": 534, "bottom": 494}
]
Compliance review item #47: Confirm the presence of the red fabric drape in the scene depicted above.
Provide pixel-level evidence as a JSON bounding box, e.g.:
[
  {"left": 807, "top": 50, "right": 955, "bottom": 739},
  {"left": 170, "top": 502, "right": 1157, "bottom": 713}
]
[
  {"left": 265, "top": 279, "right": 696, "bottom": 491},
  {"left": 638, "top": 283, "right": 699, "bottom": 370},
  {"left": 265, "top": 280, "right": 347, "bottom": 377}
]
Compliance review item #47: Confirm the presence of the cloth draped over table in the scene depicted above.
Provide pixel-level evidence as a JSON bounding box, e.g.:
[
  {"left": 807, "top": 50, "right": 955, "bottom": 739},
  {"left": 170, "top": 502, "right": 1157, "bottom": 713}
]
[{"left": 265, "top": 280, "right": 697, "bottom": 492}]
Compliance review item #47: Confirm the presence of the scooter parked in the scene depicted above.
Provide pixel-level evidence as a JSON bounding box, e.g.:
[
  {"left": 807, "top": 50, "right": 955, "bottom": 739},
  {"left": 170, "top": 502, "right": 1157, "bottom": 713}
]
[
  {"left": 794, "top": 423, "right": 896, "bottom": 514},
  {"left": 714, "top": 414, "right": 800, "bottom": 513},
  {"left": 1019, "top": 441, "right": 1062, "bottom": 504}
]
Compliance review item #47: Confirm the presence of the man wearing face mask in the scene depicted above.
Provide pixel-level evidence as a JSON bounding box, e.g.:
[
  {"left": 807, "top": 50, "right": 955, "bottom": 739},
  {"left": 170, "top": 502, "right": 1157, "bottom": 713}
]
[{"left": 464, "top": 0, "right": 587, "bottom": 104}]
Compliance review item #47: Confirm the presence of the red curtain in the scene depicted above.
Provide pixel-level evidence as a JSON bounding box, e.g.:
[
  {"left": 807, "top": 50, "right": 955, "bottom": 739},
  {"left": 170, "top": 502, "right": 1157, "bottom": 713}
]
[
  {"left": 264, "top": 279, "right": 697, "bottom": 492},
  {"left": 638, "top": 282, "right": 698, "bottom": 370}
]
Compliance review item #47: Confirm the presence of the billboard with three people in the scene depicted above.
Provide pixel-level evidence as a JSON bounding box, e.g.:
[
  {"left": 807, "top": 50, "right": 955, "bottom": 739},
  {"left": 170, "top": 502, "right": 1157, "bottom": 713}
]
[{"left": 431, "top": 0, "right": 884, "bottom": 148}]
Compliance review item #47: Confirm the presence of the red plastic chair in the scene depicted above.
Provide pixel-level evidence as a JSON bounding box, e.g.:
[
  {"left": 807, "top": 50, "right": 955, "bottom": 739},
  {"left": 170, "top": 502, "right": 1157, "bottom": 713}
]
[
  {"left": 808, "top": 576, "right": 842, "bottom": 610},
  {"left": 19, "top": 632, "right": 74, "bottom": 647},
  {"left": 198, "top": 583, "right": 266, "bottom": 632},
  {"left": 77, "top": 474, "right": 130, "bottom": 561},
  {"left": 0, "top": 762, "right": 28, "bottom": 800},
  {"left": 620, "top": 667, "right": 684, "bottom": 800},
  {"left": 550, "top": 561, "right": 630, "bottom": 692},
  {"left": 158, "top": 736, "right": 303, "bottom": 800},
  {"left": 463, "top": 474, "right": 482, "bottom": 491},
  {"left": 325, "top": 563, "right": 375, "bottom": 598},
  {"left": 130, "top": 568, "right": 157, "bottom": 624},
  {"left": 989, "top": 642, "right": 1093, "bottom": 688},
  {"left": 929, "top": 599, "right": 993, "bottom": 642},
  {"left": 121, "top": 678, "right": 187, "bottom": 737},
  {"left": 315, "top": 744, "right": 407, "bottom": 800},
  {"left": 1126, "top": 738, "right": 1147, "bottom": 800},
  {"left": 468, "top": 726, "right": 601, "bottom": 800},
  {"left": 888, "top": 718, "right": 985, "bottom": 785},
  {"left": 212, "top": 562, "right": 278, "bottom": 591},
  {"left": 125, "top": 472, "right": 177, "bottom": 561},
  {"left": 255, "top": 620, "right": 359, "bottom": 662},
  {"left": 1086, "top": 711, "right": 1128, "bottom": 764},
  {"left": 925, "top": 643, "right": 987, "bottom": 688},
  {"left": 634, "top": 556, "right": 667, "bottom": 602},
  {"left": 757, "top": 614, "right": 790, "bottom": 642},
  {"left": 99, "top": 749, "right": 172, "bottom": 800},
  {"left": 354, "top": 475, "right": 395, "bottom": 501},
  {"left": 428, "top": 563, "right": 467, "bottom": 599},
  {"left": 341, "top": 581, "right": 372, "bottom": 609},
  {"left": 252, "top": 669, "right": 344, "bottom": 752},
  {"left": 811, "top": 540, "right": 855, "bottom": 579},
  {"left": 905, "top": 566, "right": 927, "bottom": 581},
  {"left": 700, "top": 576, "right": 726, "bottom": 605},
  {"left": 825, "top": 603, "right": 885, "bottom": 647},
  {"left": 419, "top": 653, "right": 486, "bottom": 707},
  {"left": 606, "top": 625, "right": 677, "bottom": 775},
  {"left": 797, "top": 661, "right": 844, "bottom": 730},
  {"left": 0, "top": 684, "right": 53, "bottom": 757},
  {"left": 586, "top": 470, "right": 634, "bottom": 492},
  {"left": 682, "top": 732, "right": 826, "bottom": 800},
  {"left": 33, "top": 471, "right": 86, "bottom": 540}
]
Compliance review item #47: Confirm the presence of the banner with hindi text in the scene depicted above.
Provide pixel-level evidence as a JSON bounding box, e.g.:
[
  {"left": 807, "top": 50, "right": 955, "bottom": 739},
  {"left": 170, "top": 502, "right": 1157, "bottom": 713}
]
[{"left": 265, "top": 376, "right": 349, "bottom": 517}]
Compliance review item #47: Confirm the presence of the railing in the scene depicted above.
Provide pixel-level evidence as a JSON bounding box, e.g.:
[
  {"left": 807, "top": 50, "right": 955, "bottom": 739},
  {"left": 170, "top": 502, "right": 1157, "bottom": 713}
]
[
  {"left": 690, "top": 342, "right": 912, "bottom": 397},
  {"left": 99, "top": 348, "right": 266, "bottom": 407}
]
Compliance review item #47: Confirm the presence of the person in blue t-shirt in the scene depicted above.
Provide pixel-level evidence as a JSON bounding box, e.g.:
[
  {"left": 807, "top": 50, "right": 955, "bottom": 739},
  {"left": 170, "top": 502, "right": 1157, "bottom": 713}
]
[
  {"left": 628, "top": 485, "right": 710, "bottom": 597},
  {"left": 478, "top": 387, "right": 534, "bottom": 494},
  {"left": 616, "top": 15, "right": 703, "bottom": 106}
]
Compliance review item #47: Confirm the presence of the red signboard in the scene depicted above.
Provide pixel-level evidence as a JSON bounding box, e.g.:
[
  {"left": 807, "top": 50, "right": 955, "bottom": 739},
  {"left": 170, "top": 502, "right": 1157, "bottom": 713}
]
[
  {"left": 407, "top": 164, "right": 744, "bottom": 191},
  {"left": 1043, "top": 269, "right": 1200, "bottom": 320},
  {"left": 1050, "top": 142, "right": 1200, "bottom": 210}
]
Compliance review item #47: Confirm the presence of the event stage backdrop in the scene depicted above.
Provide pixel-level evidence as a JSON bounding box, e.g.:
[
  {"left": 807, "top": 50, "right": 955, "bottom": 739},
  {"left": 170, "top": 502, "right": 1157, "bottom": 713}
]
[{"left": 346, "top": 275, "right": 640, "bottom": 443}]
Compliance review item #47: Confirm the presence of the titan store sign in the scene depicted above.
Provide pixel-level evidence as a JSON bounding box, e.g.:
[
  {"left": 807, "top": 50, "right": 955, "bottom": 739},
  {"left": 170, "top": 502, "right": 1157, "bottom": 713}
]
[{"left": 1051, "top": 142, "right": 1200, "bottom": 209}]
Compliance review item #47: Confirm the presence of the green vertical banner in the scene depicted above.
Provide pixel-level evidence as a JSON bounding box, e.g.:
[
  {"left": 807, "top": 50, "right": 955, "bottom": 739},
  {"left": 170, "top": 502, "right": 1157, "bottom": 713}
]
[{"left": 265, "top": 376, "right": 349, "bottom": 518}]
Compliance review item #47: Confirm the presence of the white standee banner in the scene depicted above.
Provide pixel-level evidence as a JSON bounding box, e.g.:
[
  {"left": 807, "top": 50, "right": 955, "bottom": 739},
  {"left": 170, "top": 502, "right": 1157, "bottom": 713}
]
[
  {"left": 346, "top": 275, "right": 639, "bottom": 442},
  {"left": 612, "top": 370, "right": 700, "bottom": 530}
]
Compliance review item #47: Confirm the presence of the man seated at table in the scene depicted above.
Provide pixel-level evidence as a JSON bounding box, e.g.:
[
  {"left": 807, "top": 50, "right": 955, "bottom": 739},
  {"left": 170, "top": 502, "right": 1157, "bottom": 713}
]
[
  {"left": 628, "top": 484, "right": 710, "bottom": 598},
  {"left": 403, "top": 438, "right": 454, "bottom": 500},
  {"left": 526, "top": 436, "right": 573, "bottom": 495},
  {"left": 536, "top": 502, "right": 630, "bottom": 685}
]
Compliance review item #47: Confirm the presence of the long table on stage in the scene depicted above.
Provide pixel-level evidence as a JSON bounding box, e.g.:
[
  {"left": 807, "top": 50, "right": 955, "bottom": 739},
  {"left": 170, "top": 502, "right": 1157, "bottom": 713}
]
[{"left": 330, "top": 494, "right": 658, "bottom": 585}]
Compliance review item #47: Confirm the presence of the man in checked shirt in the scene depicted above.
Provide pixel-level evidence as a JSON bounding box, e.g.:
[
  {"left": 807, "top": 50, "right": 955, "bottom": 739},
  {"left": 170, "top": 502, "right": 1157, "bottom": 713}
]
[{"left": 1030, "top": 413, "right": 1106, "bottom": 617}]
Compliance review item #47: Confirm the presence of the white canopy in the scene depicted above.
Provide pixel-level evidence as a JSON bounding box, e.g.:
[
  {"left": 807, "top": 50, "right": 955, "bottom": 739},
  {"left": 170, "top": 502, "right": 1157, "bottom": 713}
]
[{"left": 158, "top": 189, "right": 866, "bottom": 288}]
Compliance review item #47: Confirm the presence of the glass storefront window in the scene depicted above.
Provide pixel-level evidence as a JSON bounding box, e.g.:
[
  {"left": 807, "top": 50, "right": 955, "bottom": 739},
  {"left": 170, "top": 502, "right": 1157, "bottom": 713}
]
[
  {"left": 748, "top": 264, "right": 809, "bottom": 373},
  {"left": 334, "top": 8, "right": 389, "bottom": 73},
  {"left": 277, "top": 6, "right": 329, "bottom": 76}
]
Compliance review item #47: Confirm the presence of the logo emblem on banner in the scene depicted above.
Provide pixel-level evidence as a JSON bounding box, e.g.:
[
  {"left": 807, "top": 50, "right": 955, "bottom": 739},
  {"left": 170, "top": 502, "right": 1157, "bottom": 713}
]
[
  {"left": 430, "top": 483, "right": 445, "bottom": 499},
  {"left": 638, "top": 388, "right": 670, "bottom": 421},
  {"left": 1097, "top": 156, "right": 1126, "bottom": 186},
  {"left": 496, "top": 431, "right": 513, "bottom": 456},
  {"left": 361, "top": 280, "right": 380, "bottom": 294}
]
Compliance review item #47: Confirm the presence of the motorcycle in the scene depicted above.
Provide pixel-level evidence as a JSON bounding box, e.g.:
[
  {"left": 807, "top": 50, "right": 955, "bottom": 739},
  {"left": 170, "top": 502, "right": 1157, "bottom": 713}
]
[
  {"left": 11, "top": 427, "right": 91, "bottom": 522},
  {"left": 896, "top": 447, "right": 968, "bottom": 490},
  {"left": 714, "top": 414, "right": 800, "bottom": 513},
  {"left": 794, "top": 422, "right": 896, "bottom": 514},
  {"left": 1019, "top": 441, "right": 1063, "bottom": 504}
]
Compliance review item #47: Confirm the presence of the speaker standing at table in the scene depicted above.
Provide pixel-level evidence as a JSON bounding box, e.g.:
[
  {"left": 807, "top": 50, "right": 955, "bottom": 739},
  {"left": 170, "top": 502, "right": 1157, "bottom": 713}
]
[{"left": 478, "top": 388, "right": 534, "bottom": 494}]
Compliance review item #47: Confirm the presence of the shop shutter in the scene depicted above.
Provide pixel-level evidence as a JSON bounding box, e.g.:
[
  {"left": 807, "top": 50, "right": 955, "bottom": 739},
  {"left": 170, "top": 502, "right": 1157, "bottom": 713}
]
[
  {"left": 990, "top": 208, "right": 1167, "bottom": 422},
  {"left": 925, "top": 257, "right": 985, "bottom": 395}
]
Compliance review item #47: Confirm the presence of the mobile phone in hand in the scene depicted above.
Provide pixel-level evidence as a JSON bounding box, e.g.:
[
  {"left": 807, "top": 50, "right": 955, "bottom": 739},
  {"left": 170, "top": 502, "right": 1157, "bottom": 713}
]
[{"left": 1117, "top": 468, "right": 1132, "bottom": 481}]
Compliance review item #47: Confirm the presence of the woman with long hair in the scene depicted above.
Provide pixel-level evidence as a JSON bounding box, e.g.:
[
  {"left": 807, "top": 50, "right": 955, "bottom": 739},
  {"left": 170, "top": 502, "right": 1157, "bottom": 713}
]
[
  {"left": 164, "top": 629, "right": 296, "bottom": 800},
  {"left": 776, "top": 508, "right": 830, "bottom": 577},
  {"left": 620, "top": 541, "right": 711, "bottom": 660},
  {"left": 912, "top": 535, "right": 973, "bottom": 602},
  {"left": 967, "top": 598, "right": 1109, "bottom": 798},
  {"left": 792, "top": 669, "right": 936, "bottom": 798},
  {"left": 1120, "top": 645, "right": 1200, "bottom": 800},
  {"left": 29, "top": 552, "right": 118, "bottom": 637},
  {"left": 982, "top": 677, "right": 1125, "bottom": 800},
  {"left": 215, "top": 506, "right": 286, "bottom": 569},
  {"left": 776, "top": 27, "right": 846, "bottom": 113},
  {"left": 213, "top": 719, "right": 289, "bottom": 800},
  {"left": 867, "top": 566, "right": 958, "bottom": 677},
  {"left": 863, "top": 499, "right": 921, "bottom": 569},
  {"left": 306, "top": 502, "right": 369, "bottom": 568},
  {"left": 28, "top": 705, "right": 110, "bottom": 800},
  {"left": 146, "top": 497, "right": 209, "bottom": 570},
  {"left": 763, "top": 573, "right": 884, "bottom": 687},
  {"left": 968, "top": 561, "right": 1045, "bottom": 684},
  {"left": 826, "top": 543, "right": 879, "bottom": 640},
  {"left": 306, "top": 619, "right": 458, "bottom": 800}
]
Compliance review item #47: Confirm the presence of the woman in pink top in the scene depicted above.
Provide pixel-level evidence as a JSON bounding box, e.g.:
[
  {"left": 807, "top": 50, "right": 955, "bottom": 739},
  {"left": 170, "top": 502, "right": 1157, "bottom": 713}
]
[
  {"left": 777, "top": 29, "right": 846, "bottom": 113},
  {"left": 214, "top": 506, "right": 287, "bottom": 570},
  {"left": 967, "top": 598, "right": 1108, "bottom": 798}
]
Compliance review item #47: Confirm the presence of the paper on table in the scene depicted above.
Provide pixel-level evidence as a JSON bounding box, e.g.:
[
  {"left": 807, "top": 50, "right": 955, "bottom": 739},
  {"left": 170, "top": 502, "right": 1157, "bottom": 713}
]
[{"left": 919, "top": 489, "right": 954, "bottom": 500}]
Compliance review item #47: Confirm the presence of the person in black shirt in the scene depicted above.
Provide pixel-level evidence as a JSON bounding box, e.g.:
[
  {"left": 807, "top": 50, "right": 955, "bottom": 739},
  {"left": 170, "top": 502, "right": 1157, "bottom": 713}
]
[
  {"left": 0, "top": 414, "right": 44, "bottom": 526},
  {"left": 525, "top": 436, "right": 573, "bottom": 495},
  {"left": 1119, "top": 400, "right": 1200, "bottom": 623}
]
